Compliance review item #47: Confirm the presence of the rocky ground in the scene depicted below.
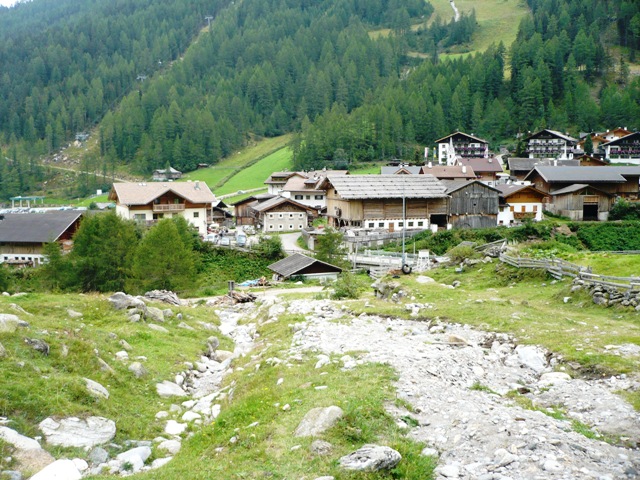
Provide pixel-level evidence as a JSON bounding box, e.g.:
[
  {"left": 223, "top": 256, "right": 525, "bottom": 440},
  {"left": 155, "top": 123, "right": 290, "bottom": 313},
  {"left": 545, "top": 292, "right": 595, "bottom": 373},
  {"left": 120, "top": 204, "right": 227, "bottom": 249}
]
[
  {"left": 283, "top": 298, "right": 640, "bottom": 480},
  {"left": 1, "top": 292, "right": 639, "bottom": 479}
]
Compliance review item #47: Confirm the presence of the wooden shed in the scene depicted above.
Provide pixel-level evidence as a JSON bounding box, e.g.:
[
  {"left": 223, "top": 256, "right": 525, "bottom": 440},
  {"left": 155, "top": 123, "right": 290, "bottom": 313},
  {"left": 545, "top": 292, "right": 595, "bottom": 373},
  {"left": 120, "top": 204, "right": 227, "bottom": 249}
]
[
  {"left": 268, "top": 253, "right": 342, "bottom": 281},
  {"left": 444, "top": 180, "right": 499, "bottom": 229},
  {"left": 548, "top": 184, "right": 613, "bottom": 221}
]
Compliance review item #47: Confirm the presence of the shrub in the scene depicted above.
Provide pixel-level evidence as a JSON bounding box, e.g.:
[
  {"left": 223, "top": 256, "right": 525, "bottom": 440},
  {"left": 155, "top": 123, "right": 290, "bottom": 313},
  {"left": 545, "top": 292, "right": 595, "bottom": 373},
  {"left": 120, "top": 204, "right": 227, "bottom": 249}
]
[
  {"left": 447, "top": 245, "right": 480, "bottom": 264},
  {"left": 332, "top": 271, "right": 365, "bottom": 299},
  {"left": 609, "top": 199, "right": 640, "bottom": 220}
]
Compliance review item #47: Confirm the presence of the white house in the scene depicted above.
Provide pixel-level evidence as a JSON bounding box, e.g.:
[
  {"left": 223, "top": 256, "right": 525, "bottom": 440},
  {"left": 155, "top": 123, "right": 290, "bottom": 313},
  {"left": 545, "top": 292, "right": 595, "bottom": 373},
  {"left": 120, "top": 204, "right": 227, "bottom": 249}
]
[
  {"left": 279, "top": 169, "right": 348, "bottom": 210},
  {"left": 495, "top": 184, "right": 549, "bottom": 225},
  {"left": 109, "top": 181, "right": 216, "bottom": 235}
]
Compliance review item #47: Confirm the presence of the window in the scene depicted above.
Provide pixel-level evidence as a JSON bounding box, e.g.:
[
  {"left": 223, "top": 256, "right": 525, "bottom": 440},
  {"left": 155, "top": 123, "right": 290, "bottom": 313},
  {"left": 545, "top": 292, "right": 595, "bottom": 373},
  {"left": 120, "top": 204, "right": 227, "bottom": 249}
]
[
  {"left": 279, "top": 214, "right": 283, "bottom": 218},
  {"left": 174, "top": 198, "right": 180, "bottom": 204},
  {"left": 399, "top": 222, "right": 404, "bottom": 227},
  {"left": 378, "top": 222, "right": 384, "bottom": 227},
  {"left": 408, "top": 221, "right": 414, "bottom": 227},
  {"left": 368, "top": 223, "right": 374, "bottom": 228},
  {"left": 134, "top": 214, "right": 146, "bottom": 221},
  {"left": 299, "top": 213, "right": 304, "bottom": 218},
  {"left": 193, "top": 212, "right": 199, "bottom": 218},
  {"left": 418, "top": 221, "right": 423, "bottom": 227},
  {"left": 510, "top": 206, "right": 515, "bottom": 212},
  {"left": 269, "top": 213, "right": 274, "bottom": 219},
  {"left": 289, "top": 225, "right": 293, "bottom": 229},
  {"left": 295, "top": 195, "right": 303, "bottom": 200},
  {"left": 289, "top": 213, "right": 294, "bottom": 218},
  {"left": 298, "top": 224, "right": 303, "bottom": 229},
  {"left": 315, "top": 195, "right": 323, "bottom": 200},
  {"left": 521, "top": 206, "right": 526, "bottom": 213},
  {"left": 269, "top": 225, "right": 274, "bottom": 229},
  {"left": 533, "top": 205, "right": 538, "bottom": 212},
  {"left": 306, "top": 195, "right": 310, "bottom": 200},
  {"left": 278, "top": 224, "right": 283, "bottom": 230}
]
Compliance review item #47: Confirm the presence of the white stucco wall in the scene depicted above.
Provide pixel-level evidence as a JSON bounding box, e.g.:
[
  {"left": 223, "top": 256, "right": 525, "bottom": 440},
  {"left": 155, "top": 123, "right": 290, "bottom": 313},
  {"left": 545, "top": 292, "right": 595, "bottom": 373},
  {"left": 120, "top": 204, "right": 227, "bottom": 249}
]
[
  {"left": 497, "top": 202, "right": 543, "bottom": 225},
  {"left": 263, "top": 211, "right": 308, "bottom": 232},
  {"left": 115, "top": 206, "right": 209, "bottom": 235}
]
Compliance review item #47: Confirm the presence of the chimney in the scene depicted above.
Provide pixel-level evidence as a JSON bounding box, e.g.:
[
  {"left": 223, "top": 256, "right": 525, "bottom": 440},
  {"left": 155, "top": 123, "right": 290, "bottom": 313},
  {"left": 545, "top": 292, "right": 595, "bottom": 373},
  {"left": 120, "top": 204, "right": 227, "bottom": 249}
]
[
  {"left": 488, "top": 158, "right": 492, "bottom": 163},
  {"left": 427, "top": 162, "right": 432, "bottom": 168},
  {"left": 195, "top": 181, "right": 200, "bottom": 190},
  {"left": 461, "top": 165, "right": 467, "bottom": 174},
  {"left": 553, "top": 159, "right": 557, "bottom": 166}
]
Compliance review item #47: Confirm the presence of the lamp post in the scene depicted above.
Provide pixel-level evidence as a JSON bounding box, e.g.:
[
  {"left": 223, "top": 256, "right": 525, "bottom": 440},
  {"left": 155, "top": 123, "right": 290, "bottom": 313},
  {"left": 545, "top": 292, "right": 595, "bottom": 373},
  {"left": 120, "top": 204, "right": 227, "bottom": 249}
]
[{"left": 402, "top": 178, "right": 406, "bottom": 267}]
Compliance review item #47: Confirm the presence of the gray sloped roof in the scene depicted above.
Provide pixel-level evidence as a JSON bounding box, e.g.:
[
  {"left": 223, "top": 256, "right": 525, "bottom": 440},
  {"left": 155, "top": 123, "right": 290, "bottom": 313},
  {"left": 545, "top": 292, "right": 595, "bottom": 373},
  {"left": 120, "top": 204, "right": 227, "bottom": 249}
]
[
  {"left": 526, "top": 129, "right": 578, "bottom": 143},
  {"left": 380, "top": 166, "right": 422, "bottom": 175},
  {"left": 268, "top": 253, "right": 342, "bottom": 277},
  {"left": 435, "top": 131, "right": 488, "bottom": 144},
  {"left": 327, "top": 174, "right": 447, "bottom": 199},
  {"left": 0, "top": 211, "right": 83, "bottom": 243},
  {"left": 441, "top": 180, "right": 500, "bottom": 194},
  {"left": 457, "top": 157, "right": 504, "bottom": 173},
  {"left": 601, "top": 131, "right": 640, "bottom": 147},
  {"left": 525, "top": 166, "right": 634, "bottom": 183},
  {"left": 251, "top": 196, "right": 315, "bottom": 213},
  {"left": 508, "top": 158, "right": 580, "bottom": 171}
]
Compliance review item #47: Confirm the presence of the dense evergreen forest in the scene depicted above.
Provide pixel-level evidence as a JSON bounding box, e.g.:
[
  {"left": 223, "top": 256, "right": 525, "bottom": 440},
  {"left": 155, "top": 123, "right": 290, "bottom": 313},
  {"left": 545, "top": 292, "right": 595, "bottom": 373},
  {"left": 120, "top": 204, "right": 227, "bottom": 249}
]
[
  {"left": 293, "top": 0, "right": 640, "bottom": 169},
  {"left": 0, "top": 0, "right": 639, "bottom": 196}
]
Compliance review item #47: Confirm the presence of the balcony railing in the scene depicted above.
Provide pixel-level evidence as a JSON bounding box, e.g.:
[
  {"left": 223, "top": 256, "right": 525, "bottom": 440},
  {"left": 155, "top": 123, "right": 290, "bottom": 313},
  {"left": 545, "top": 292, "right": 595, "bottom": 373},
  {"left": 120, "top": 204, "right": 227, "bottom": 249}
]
[{"left": 153, "top": 203, "right": 185, "bottom": 212}]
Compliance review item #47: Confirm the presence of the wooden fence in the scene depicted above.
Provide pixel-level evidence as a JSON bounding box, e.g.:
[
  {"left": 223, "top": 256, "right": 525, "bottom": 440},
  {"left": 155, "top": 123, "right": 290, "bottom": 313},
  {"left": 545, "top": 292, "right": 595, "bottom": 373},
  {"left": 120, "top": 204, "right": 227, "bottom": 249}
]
[{"left": 499, "top": 254, "right": 640, "bottom": 291}]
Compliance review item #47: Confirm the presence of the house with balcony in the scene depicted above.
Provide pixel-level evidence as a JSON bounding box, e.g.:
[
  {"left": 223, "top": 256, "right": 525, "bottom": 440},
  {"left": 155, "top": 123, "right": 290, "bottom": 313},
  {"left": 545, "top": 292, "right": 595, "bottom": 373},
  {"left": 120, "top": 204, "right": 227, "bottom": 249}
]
[
  {"left": 279, "top": 169, "right": 348, "bottom": 210},
  {"left": 601, "top": 132, "right": 640, "bottom": 164},
  {"left": 525, "top": 129, "right": 579, "bottom": 160},
  {"left": 109, "top": 181, "right": 216, "bottom": 235},
  {"left": 435, "top": 131, "right": 489, "bottom": 166},
  {"left": 264, "top": 171, "right": 300, "bottom": 195}
]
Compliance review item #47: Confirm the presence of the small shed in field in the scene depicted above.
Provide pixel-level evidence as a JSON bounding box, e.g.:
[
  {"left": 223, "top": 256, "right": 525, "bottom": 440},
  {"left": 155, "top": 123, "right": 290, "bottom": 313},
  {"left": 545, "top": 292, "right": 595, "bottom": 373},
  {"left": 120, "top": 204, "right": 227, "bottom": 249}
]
[
  {"left": 548, "top": 184, "right": 614, "bottom": 221},
  {"left": 268, "top": 253, "right": 342, "bottom": 281}
]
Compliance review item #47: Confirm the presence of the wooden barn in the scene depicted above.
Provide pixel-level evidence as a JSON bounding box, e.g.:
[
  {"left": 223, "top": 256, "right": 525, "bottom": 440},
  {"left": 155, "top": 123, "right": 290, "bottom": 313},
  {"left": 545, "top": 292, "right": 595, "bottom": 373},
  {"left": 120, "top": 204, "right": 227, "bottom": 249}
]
[
  {"left": 322, "top": 175, "right": 449, "bottom": 231},
  {"left": 443, "top": 180, "right": 499, "bottom": 229},
  {"left": 547, "top": 184, "right": 614, "bottom": 221}
]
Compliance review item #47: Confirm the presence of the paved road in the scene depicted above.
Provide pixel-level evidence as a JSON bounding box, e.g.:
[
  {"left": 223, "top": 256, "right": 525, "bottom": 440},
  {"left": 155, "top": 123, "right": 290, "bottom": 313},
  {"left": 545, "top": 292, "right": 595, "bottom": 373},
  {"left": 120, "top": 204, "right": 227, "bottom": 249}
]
[{"left": 279, "top": 232, "right": 310, "bottom": 253}]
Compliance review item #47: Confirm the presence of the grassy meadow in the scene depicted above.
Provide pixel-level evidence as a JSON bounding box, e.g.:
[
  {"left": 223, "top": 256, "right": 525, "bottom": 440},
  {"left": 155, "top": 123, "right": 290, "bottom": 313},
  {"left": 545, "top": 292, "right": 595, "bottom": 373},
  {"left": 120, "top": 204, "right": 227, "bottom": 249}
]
[{"left": 183, "top": 134, "right": 292, "bottom": 191}]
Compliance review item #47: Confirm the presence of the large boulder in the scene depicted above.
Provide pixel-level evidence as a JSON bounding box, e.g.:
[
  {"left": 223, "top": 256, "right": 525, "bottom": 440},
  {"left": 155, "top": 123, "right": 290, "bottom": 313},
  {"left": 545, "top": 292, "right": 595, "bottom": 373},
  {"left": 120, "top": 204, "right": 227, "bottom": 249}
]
[
  {"left": 0, "top": 426, "right": 41, "bottom": 450},
  {"left": 146, "top": 306, "right": 165, "bottom": 323},
  {"left": 0, "top": 313, "right": 28, "bottom": 333},
  {"left": 39, "top": 416, "right": 116, "bottom": 448},
  {"left": 108, "top": 292, "right": 146, "bottom": 311},
  {"left": 0, "top": 426, "right": 55, "bottom": 473},
  {"left": 294, "top": 406, "right": 344, "bottom": 437},
  {"left": 115, "top": 446, "right": 152, "bottom": 473},
  {"left": 30, "top": 459, "right": 82, "bottom": 480},
  {"left": 338, "top": 444, "right": 402, "bottom": 471}
]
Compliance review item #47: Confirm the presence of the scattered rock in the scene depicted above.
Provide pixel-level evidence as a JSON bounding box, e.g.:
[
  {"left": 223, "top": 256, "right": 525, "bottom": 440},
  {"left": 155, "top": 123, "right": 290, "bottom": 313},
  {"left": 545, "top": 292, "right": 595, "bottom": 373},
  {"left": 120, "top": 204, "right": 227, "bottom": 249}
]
[
  {"left": 13, "top": 447, "right": 55, "bottom": 475},
  {"left": 156, "top": 381, "right": 187, "bottom": 397},
  {"left": 67, "top": 309, "right": 83, "bottom": 319},
  {"left": 38, "top": 416, "right": 116, "bottom": 448},
  {"left": 0, "top": 426, "right": 41, "bottom": 450},
  {"left": 115, "top": 446, "right": 151, "bottom": 473},
  {"left": 338, "top": 444, "right": 402, "bottom": 471},
  {"left": 310, "top": 439, "right": 333, "bottom": 456},
  {"left": 146, "top": 307, "right": 165, "bottom": 323},
  {"left": 108, "top": 292, "right": 147, "bottom": 311},
  {"left": 88, "top": 447, "right": 109, "bottom": 465},
  {"left": 294, "top": 406, "right": 344, "bottom": 437},
  {"left": 29, "top": 459, "right": 82, "bottom": 480},
  {"left": 0, "top": 341, "right": 5, "bottom": 358},
  {"left": 157, "top": 439, "right": 181, "bottom": 455},
  {"left": 97, "top": 357, "right": 115, "bottom": 374},
  {"left": 84, "top": 378, "right": 109, "bottom": 399},
  {"left": 119, "top": 339, "right": 133, "bottom": 351},
  {"left": 164, "top": 420, "right": 187, "bottom": 436},
  {"left": 148, "top": 323, "right": 169, "bottom": 333},
  {"left": 23, "top": 338, "right": 49, "bottom": 355},
  {"left": 129, "top": 362, "right": 147, "bottom": 378},
  {"left": 538, "top": 372, "right": 571, "bottom": 386}
]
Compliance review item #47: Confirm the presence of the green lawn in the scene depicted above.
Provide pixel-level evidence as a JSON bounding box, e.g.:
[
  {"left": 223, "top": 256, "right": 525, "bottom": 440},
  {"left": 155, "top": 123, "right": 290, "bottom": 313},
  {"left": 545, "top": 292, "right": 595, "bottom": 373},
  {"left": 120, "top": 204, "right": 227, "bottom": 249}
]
[
  {"left": 423, "top": 0, "right": 530, "bottom": 59},
  {"left": 215, "top": 147, "right": 293, "bottom": 196},
  {"left": 183, "top": 134, "right": 292, "bottom": 189}
]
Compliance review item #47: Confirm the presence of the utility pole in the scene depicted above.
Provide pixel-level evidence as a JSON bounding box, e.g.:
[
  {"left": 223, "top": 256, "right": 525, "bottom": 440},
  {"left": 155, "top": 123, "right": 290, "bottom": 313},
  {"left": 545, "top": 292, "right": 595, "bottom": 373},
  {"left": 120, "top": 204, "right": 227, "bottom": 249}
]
[{"left": 205, "top": 15, "right": 214, "bottom": 28}]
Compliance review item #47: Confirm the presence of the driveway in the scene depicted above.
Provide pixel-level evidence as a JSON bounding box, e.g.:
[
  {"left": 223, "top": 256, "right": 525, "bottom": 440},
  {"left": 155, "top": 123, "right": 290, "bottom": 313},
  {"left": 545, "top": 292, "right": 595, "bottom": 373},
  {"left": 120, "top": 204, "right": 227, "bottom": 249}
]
[{"left": 279, "top": 232, "right": 310, "bottom": 253}]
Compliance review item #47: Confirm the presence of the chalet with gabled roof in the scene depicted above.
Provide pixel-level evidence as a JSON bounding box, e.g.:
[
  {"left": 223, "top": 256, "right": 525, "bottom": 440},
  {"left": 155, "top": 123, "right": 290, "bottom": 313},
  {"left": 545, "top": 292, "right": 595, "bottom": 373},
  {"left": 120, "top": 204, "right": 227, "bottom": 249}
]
[
  {"left": 601, "top": 132, "right": 640, "bottom": 164},
  {"left": 250, "top": 196, "right": 316, "bottom": 233},
  {"left": 435, "top": 131, "right": 489, "bottom": 165},
  {"left": 109, "top": 181, "right": 216, "bottom": 235},
  {"left": 264, "top": 171, "right": 300, "bottom": 195},
  {"left": 495, "top": 184, "right": 549, "bottom": 225},
  {"left": 280, "top": 169, "right": 348, "bottom": 210},
  {"left": 268, "top": 253, "right": 342, "bottom": 281},
  {"left": 525, "top": 129, "right": 578, "bottom": 160}
]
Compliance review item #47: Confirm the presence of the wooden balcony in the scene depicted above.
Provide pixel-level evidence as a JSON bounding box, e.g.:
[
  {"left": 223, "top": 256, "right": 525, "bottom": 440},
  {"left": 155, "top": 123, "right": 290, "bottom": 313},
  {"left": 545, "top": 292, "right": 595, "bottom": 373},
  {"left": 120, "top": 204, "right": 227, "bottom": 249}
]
[{"left": 153, "top": 203, "right": 185, "bottom": 212}]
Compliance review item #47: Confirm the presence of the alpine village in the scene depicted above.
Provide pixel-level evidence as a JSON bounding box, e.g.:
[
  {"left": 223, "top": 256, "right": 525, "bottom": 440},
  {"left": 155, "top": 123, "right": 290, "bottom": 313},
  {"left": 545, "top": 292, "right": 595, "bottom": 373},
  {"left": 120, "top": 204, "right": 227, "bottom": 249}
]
[{"left": 0, "top": 0, "right": 640, "bottom": 479}]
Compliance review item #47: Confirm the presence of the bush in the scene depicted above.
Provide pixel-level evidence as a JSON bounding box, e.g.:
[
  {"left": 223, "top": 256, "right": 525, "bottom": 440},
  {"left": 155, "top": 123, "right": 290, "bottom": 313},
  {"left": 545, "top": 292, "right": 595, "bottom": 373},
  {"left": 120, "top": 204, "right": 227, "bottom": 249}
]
[
  {"left": 521, "top": 240, "right": 579, "bottom": 258},
  {"left": 332, "top": 272, "right": 365, "bottom": 299},
  {"left": 609, "top": 199, "right": 640, "bottom": 220},
  {"left": 569, "top": 222, "right": 640, "bottom": 251},
  {"left": 447, "top": 245, "right": 479, "bottom": 264}
]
